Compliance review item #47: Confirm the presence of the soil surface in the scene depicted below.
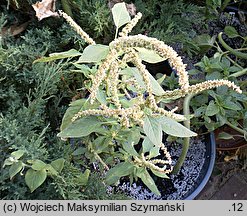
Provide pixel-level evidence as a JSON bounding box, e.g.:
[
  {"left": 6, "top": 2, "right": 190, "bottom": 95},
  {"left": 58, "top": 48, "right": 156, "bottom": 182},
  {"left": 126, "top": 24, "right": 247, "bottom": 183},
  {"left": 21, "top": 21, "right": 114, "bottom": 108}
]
[{"left": 196, "top": 158, "right": 247, "bottom": 200}]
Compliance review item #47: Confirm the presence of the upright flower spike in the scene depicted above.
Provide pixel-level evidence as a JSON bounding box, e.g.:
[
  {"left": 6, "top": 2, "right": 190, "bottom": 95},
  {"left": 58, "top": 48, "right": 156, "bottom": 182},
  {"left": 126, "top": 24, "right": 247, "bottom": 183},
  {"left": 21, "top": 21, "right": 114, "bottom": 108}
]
[
  {"left": 119, "top": 12, "right": 142, "bottom": 37},
  {"left": 59, "top": 11, "right": 96, "bottom": 45},
  {"left": 89, "top": 50, "right": 118, "bottom": 104}
]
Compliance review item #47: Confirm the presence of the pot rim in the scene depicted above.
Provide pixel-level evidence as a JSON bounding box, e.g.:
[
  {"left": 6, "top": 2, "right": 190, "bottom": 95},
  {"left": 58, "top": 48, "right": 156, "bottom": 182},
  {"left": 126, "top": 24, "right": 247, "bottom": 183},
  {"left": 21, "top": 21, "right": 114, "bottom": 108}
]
[{"left": 184, "top": 132, "right": 216, "bottom": 200}]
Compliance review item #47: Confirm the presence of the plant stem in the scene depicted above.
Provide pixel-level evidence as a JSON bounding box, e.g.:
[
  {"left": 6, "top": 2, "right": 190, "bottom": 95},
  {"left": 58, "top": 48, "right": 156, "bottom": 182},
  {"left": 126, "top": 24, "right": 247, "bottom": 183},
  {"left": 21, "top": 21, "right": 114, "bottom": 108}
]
[
  {"left": 225, "top": 121, "right": 246, "bottom": 135},
  {"left": 225, "top": 56, "right": 243, "bottom": 69},
  {"left": 229, "top": 68, "right": 247, "bottom": 78},
  {"left": 94, "top": 152, "right": 109, "bottom": 170},
  {"left": 172, "top": 94, "right": 194, "bottom": 174}
]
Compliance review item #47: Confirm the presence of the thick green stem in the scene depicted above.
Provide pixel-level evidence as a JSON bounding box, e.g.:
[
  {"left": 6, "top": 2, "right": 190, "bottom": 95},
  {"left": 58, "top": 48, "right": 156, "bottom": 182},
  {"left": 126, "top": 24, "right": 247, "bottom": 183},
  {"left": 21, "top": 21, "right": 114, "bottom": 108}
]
[
  {"left": 225, "top": 121, "right": 246, "bottom": 135},
  {"left": 229, "top": 68, "right": 247, "bottom": 78},
  {"left": 218, "top": 32, "right": 247, "bottom": 59},
  {"left": 172, "top": 94, "right": 194, "bottom": 174}
]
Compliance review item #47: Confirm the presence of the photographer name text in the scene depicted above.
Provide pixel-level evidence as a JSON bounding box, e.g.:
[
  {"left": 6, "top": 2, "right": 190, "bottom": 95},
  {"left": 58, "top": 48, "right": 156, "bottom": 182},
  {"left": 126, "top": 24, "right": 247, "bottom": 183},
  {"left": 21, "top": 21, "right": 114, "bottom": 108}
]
[{"left": 3, "top": 202, "right": 185, "bottom": 214}]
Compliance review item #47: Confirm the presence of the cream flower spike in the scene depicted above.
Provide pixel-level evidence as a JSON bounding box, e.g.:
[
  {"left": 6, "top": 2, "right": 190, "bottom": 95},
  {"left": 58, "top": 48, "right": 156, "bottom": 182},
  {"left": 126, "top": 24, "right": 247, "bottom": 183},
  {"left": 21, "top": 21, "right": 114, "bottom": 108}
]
[
  {"left": 59, "top": 10, "right": 95, "bottom": 45},
  {"left": 119, "top": 12, "right": 142, "bottom": 37},
  {"left": 110, "top": 35, "right": 189, "bottom": 90}
]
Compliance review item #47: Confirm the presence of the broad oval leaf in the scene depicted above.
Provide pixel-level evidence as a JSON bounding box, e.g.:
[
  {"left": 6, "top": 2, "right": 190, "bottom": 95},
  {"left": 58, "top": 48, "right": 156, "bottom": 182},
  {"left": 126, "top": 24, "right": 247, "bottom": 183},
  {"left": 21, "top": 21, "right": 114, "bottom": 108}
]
[
  {"left": 60, "top": 99, "right": 86, "bottom": 131},
  {"left": 9, "top": 161, "right": 23, "bottom": 179},
  {"left": 58, "top": 116, "right": 104, "bottom": 138},
  {"left": 33, "top": 49, "right": 82, "bottom": 63},
  {"left": 159, "top": 116, "right": 197, "bottom": 137},
  {"left": 136, "top": 47, "right": 165, "bottom": 63},
  {"left": 205, "top": 101, "right": 220, "bottom": 116},
  {"left": 50, "top": 158, "right": 65, "bottom": 173},
  {"left": 25, "top": 168, "right": 47, "bottom": 193},
  {"left": 143, "top": 116, "right": 162, "bottom": 146},
  {"left": 136, "top": 167, "right": 160, "bottom": 196},
  {"left": 222, "top": 100, "right": 241, "bottom": 111},
  {"left": 3, "top": 158, "right": 14, "bottom": 167},
  {"left": 112, "top": 2, "right": 131, "bottom": 28},
  {"left": 194, "top": 34, "right": 216, "bottom": 51},
  {"left": 105, "top": 162, "right": 134, "bottom": 185},
  {"left": 224, "top": 26, "right": 239, "bottom": 38},
  {"left": 11, "top": 150, "right": 25, "bottom": 159},
  {"left": 31, "top": 160, "right": 47, "bottom": 171},
  {"left": 76, "top": 45, "right": 109, "bottom": 63},
  {"left": 72, "top": 147, "right": 86, "bottom": 156}
]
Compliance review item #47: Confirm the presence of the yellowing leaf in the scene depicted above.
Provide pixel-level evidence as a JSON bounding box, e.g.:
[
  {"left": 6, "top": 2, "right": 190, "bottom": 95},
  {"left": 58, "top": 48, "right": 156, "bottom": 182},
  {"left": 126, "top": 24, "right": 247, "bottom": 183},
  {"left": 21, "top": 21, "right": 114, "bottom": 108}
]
[
  {"left": 112, "top": 2, "right": 131, "bottom": 28},
  {"left": 32, "top": 0, "right": 58, "bottom": 21}
]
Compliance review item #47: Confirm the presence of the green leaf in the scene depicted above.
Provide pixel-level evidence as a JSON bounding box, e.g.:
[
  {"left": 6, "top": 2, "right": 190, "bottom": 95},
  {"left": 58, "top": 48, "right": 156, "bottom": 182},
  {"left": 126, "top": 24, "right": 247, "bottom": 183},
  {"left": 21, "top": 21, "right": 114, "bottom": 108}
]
[
  {"left": 93, "top": 136, "right": 111, "bottom": 153},
  {"left": 143, "top": 116, "right": 162, "bottom": 146},
  {"left": 194, "top": 34, "right": 216, "bottom": 53},
  {"left": 244, "top": 112, "right": 247, "bottom": 130},
  {"left": 148, "top": 146, "right": 160, "bottom": 159},
  {"left": 31, "top": 160, "right": 47, "bottom": 171},
  {"left": 75, "top": 169, "right": 90, "bottom": 186},
  {"left": 136, "top": 167, "right": 160, "bottom": 196},
  {"left": 96, "top": 89, "right": 107, "bottom": 105},
  {"left": 224, "top": 26, "right": 239, "bottom": 38},
  {"left": 58, "top": 116, "right": 104, "bottom": 138},
  {"left": 151, "top": 169, "right": 169, "bottom": 178},
  {"left": 136, "top": 47, "right": 165, "bottom": 63},
  {"left": 142, "top": 137, "right": 154, "bottom": 153},
  {"left": 3, "top": 158, "right": 14, "bottom": 167},
  {"left": 33, "top": 49, "right": 82, "bottom": 63},
  {"left": 222, "top": 100, "right": 241, "bottom": 110},
  {"left": 122, "top": 67, "right": 165, "bottom": 96},
  {"left": 11, "top": 150, "right": 25, "bottom": 159},
  {"left": 25, "top": 169, "right": 47, "bottom": 193},
  {"left": 76, "top": 45, "right": 109, "bottom": 63},
  {"left": 217, "top": 132, "right": 234, "bottom": 140},
  {"left": 205, "top": 101, "right": 220, "bottom": 116},
  {"left": 46, "top": 165, "right": 58, "bottom": 176},
  {"left": 159, "top": 116, "right": 197, "bottom": 137},
  {"left": 112, "top": 2, "right": 131, "bottom": 28},
  {"left": 9, "top": 161, "right": 23, "bottom": 180},
  {"left": 206, "top": 71, "right": 223, "bottom": 80},
  {"left": 157, "top": 74, "right": 167, "bottom": 85},
  {"left": 60, "top": 99, "right": 86, "bottom": 131},
  {"left": 135, "top": 68, "right": 165, "bottom": 96},
  {"left": 122, "top": 141, "right": 139, "bottom": 157},
  {"left": 51, "top": 158, "right": 65, "bottom": 173},
  {"left": 72, "top": 64, "right": 92, "bottom": 77},
  {"left": 105, "top": 162, "right": 134, "bottom": 185},
  {"left": 73, "top": 147, "right": 86, "bottom": 156}
]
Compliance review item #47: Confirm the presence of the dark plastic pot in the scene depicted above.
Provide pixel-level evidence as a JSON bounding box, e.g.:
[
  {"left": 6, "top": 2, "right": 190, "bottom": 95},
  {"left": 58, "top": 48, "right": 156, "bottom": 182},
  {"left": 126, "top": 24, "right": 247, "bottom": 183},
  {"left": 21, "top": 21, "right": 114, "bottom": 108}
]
[{"left": 184, "top": 132, "right": 216, "bottom": 200}]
